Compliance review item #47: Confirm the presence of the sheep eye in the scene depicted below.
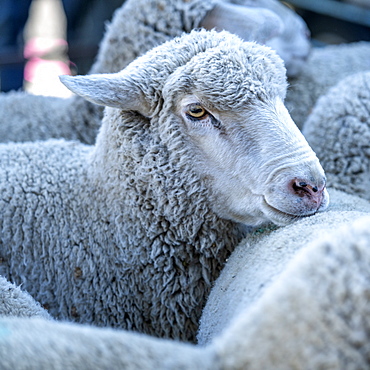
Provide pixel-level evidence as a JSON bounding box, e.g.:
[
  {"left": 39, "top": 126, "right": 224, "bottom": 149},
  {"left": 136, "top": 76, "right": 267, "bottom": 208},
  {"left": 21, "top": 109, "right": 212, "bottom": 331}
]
[{"left": 186, "top": 104, "right": 208, "bottom": 119}]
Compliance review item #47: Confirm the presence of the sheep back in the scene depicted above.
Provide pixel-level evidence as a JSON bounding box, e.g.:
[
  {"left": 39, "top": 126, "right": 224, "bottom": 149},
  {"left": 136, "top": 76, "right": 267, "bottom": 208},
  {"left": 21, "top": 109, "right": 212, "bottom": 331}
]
[
  {"left": 0, "top": 316, "right": 214, "bottom": 369},
  {"left": 90, "top": 0, "right": 218, "bottom": 74},
  {"left": 0, "top": 92, "right": 102, "bottom": 144},
  {"left": 303, "top": 71, "right": 370, "bottom": 201}
]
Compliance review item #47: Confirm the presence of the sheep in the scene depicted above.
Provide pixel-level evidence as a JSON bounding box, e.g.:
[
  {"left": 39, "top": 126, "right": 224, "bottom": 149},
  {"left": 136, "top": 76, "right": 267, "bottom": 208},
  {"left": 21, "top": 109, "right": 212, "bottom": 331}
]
[
  {"left": 0, "top": 0, "right": 310, "bottom": 144},
  {"left": 0, "top": 29, "right": 329, "bottom": 343},
  {"left": 1, "top": 190, "right": 370, "bottom": 369},
  {"left": 285, "top": 41, "right": 370, "bottom": 129},
  {"left": 301, "top": 71, "right": 370, "bottom": 201}
]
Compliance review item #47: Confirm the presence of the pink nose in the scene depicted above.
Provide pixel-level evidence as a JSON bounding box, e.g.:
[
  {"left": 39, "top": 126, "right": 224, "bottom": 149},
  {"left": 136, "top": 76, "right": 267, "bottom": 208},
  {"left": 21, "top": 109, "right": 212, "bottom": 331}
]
[{"left": 289, "top": 178, "right": 326, "bottom": 210}]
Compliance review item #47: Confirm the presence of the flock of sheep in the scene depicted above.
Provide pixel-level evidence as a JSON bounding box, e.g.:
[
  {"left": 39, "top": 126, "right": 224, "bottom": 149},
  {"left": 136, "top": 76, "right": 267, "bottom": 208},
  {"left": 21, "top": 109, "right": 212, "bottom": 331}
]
[{"left": 0, "top": 0, "right": 370, "bottom": 368}]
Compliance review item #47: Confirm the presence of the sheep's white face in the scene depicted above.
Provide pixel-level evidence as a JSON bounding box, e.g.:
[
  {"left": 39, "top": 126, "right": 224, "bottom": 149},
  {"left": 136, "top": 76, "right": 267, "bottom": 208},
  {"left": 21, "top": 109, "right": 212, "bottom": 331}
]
[{"left": 177, "top": 94, "right": 329, "bottom": 226}]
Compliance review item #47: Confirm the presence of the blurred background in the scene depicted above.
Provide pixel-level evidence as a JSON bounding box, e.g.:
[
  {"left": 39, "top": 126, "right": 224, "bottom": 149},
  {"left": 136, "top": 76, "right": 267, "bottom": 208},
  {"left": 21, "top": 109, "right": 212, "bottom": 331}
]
[
  {"left": 0, "top": 0, "right": 369, "bottom": 97},
  {"left": 284, "top": 0, "right": 370, "bottom": 45}
]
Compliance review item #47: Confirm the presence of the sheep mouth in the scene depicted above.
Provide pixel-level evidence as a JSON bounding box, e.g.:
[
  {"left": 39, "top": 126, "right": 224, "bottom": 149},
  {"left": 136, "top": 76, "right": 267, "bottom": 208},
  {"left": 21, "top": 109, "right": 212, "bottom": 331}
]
[{"left": 262, "top": 199, "right": 316, "bottom": 225}]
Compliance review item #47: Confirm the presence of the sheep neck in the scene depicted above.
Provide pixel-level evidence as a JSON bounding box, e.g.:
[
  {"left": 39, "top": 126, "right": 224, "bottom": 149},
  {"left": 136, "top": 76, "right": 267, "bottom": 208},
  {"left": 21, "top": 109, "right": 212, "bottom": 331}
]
[{"left": 86, "top": 108, "right": 245, "bottom": 341}]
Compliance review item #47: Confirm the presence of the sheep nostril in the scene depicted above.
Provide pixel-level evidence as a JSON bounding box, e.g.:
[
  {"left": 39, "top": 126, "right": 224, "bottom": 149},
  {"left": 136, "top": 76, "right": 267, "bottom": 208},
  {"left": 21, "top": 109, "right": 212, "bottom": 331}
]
[
  {"left": 286, "top": 177, "right": 326, "bottom": 213},
  {"left": 291, "top": 179, "right": 323, "bottom": 199},
  {"left": 292, "top": 180, "right": 308, "bottom": 195}
]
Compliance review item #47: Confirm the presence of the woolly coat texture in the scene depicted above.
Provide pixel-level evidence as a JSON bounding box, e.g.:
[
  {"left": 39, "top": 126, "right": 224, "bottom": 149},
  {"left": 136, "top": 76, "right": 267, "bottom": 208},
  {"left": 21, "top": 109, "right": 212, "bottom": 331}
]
[
  {"left": 0, "top": 30, "right": 290, "bottom": 342},
  {"left": 0, "top": 91, "right": 102, "bottom": 144},
  {"left": 1, "top": 190, "right": 370, "bottom": 369},
  {"left": 303, "top": 72, "right": 370, "bottom": 202},
  {"left": 285, "top": 42, "right": 370, "bottom": 129}
]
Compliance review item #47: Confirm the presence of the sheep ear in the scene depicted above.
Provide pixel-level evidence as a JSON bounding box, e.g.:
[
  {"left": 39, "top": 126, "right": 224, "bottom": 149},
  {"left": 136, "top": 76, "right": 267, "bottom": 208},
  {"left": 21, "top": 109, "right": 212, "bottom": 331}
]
[{"left": 59, "top": 74, "right": 151, "bottom": 116}]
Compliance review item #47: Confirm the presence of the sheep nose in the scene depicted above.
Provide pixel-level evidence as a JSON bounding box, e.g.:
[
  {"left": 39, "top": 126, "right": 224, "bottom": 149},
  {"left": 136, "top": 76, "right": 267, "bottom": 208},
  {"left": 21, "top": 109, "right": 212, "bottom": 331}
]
[{"left": 289, "top": 178, "right": 326, "bottom": 209}]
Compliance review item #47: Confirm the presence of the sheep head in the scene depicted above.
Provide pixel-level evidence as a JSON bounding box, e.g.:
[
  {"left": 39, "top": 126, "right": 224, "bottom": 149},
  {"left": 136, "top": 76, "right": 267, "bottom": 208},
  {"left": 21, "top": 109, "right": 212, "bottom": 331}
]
[{"left": 61, "top": 29, "right": 328, "bottom": 227}]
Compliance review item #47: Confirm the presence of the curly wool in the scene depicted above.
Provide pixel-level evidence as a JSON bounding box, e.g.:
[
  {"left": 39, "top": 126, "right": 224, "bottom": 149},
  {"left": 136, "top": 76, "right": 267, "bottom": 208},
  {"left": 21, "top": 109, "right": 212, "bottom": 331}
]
[
  {"left": 0, "top": 135, "right": 242, "bottom": 343},
  {"left": 302, "top": 72, "right": 370, "bottom": 201},
  {"left": 285, "top": 42, "right": 370, "bottom": 129},
  {"left": 2, "top": 191, "right": 370, "bottom": 369},
  {"left": 0, "top": 29, "right": 287, "bottom": 343}
]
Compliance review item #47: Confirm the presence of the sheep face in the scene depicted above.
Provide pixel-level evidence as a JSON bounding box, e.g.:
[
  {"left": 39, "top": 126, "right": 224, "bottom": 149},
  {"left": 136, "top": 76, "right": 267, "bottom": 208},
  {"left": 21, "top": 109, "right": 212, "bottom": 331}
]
[
  {"left": 171, "top": 92, "right": 329, "bottom": 226},
  {"left": 61, "top": 30, "right": 328, "bottom": 227}
]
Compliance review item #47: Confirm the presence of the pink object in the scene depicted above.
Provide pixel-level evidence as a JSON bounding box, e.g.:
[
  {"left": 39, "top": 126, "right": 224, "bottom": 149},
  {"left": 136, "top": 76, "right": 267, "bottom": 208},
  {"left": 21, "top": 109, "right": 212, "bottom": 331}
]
[
  {"left": 24, "top": 37, "right": 68, "bottom": 59},
  {"left": 24, "top": 58, "right": 71, "bottom": 82},
  {"left": 23, "top": 37, "right": 71, "bottom": 85}
]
